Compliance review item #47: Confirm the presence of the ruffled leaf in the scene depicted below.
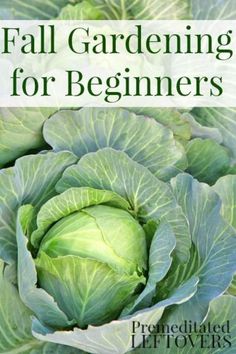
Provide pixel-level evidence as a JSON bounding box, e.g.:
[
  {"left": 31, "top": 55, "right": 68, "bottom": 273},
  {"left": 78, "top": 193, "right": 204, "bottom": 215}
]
[
  {"left": 0, "top": 108, "right": 55, "bottom": 167},
  {"left": 134, "top": 295, "right": 236, "bottom": 353},
  {"left": 121, "top": 221, "right": 176, "bottom": 315},
  {"left": 0, "top": 151, "right": 76, "bottom": 264},
  {"left": 192, "top": 108, "right": 236, "bottom": 160},
  {"left": 161, "top": 174, "right": 236, "bottom": 324},
  {"left": 16, "top": 205, "right": 74, "bottom": 328},
  {"left": 44, "top": 108, "right": 184, "bottom": 182},
  {"left": 186, "top": 138, "right": 231, "bottom": 185}
]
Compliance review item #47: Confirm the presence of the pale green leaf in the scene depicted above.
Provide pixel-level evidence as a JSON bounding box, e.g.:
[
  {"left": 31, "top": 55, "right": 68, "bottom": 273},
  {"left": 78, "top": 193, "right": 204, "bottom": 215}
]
[
  {"left": 213, "top": 175, "right": 236, "bottom": 229},
  {"left": 186, "top": 138, "right": 231, "bottom": 185},
  {"left": 1, "top": 0, "right": 72, "bottom": 20},
  {"left": 185, "top": 112, "right": 222, "bottom": 143},
  {"left": 127, "top": 108, "right": 191, "bottom": 140},
  {"left": 44, "top": 108, "right": 184, "bottom": 182},
  {"left": 156, "top": 245, "right": 200, "bottom": 302},
  {"left": 90, "top": 0, "right": 191, "bottom": 19},
  {"left": 187, "top": 295, "right": 236, "bottom": 354},
  {"left": 0, "top": 151, "right": 76, "bottom": 264},
  {"left": 121, "top": 221, "right": 176, "bottom": 315},
  {"left": 164, "top": 174, "right": 236, "bottom": 324},
  {"left": 29, "top": 342, "right": 85, "bottom": 354},
  {"left": 0, "top": 168, "right": 20, "bottom": 263},
  {"left": 130, "top": 0, "right": 192, "bottom": 20},
  {"left": 192, "top": 108, "right": 236, "bottom": 160},
  {"left": 227, "top": 276, "right": 236, "bottom": 296},
  {"left": 0, "top": 259, "right": 39, "bottom": 353},
  {"left": 88, "top": 0, "right": 133, "bottom": 19},
  {"left": 134, "top": 295, "right": 236, "bottom": 353},
  {"left": 0, "top": 108, "right": 55, "bottom": 167},
  {"left": 192, "top": 0, "right": 236, "bottom": 20},
  {"left": 213, "top": 175, "right": 236, "bottom": 296},
  {"left": 0, "top": 258, "right": 86, "bottom": 354},
  {"left": 14, "top": 151, "right": 77, "bottom": 207},
  {"left": 16, "top": 205, "right": 74, "bottom": 328}
]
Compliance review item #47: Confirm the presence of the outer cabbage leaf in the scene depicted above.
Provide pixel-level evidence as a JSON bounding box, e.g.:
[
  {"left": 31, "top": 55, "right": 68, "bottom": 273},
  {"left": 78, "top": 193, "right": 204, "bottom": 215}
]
[
  {"left": 157, "top": 174, "right": 236, "bottom": 325},
  {"left": 128, "top": 108, "right": 191, "bottom": 141},
  {"left": 192, "top": 0, "right": 236, "bottom": 20},
  {"left": 88, "top": 0, "right": 133, "bottom": 19},
  {"left": 121, "top": 221, "right": 176, "bottom": 315},
  {"left": 44, "top": 108, "right": 185, "bottom": 182},
  {"left": 0, "top": 0, "right": 15, "bottom": 19},
  {"left": 0, "top": 258, "right": 82, "bottom": 353},
  {"left": 30, "top": 343, "right": 85, "bottom": 354},
  {"left": 134, "top": 295, "right": 236, "bottom": 353},
  {"left": 186, "top": 138, "right": 231, "bottom": 185},
  {"left": 0, "top": 0, "right": 191, "bottom": 20},
  {"left": 213, "top": 175, "right": 236, "bottom": 296},
  {"left": 0, "top": 258, "right": 37, "bottom": 353},
  {"left": 192, "top": 108, "right": 236, "bottom": 160},
  {"left": 0, "top": 108, "right": 56, "bottom": 167},
  {"left": 0, "top": 0, "right": 73, "bottom": 20},
  {"left": 184, "top": 112, "right": 222, "bottom": 143},
  {"left": 179, "top": 295, "right": 236, "bottom": 353},
  {"left": 228, "top": 278, "right": 236, "bottom": 296},
  {"left": 183, "top": 0, "right": 236, "bottom": 168},
  {"left": 0, "top": 151, "right": 77, "bottom": 264},
  {"left": 89, "top": 0, "right": 191, "bottom": 20},
  {"left": 17, "top": 205, "right": 76, "bottom": 328},
  {"left": 213, "top": 175, "right": 236, "bottom": 229},
  {"left": 130, "top": 0, "right": 192, "bottom": 20}
]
